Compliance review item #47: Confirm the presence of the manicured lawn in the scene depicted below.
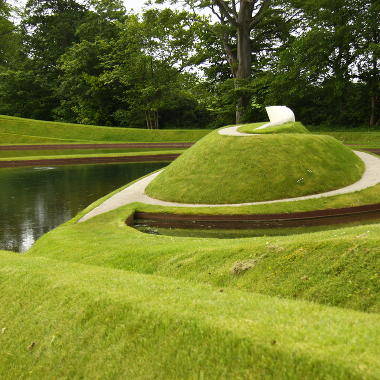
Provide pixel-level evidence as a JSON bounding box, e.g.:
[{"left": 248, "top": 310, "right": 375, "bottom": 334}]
[
  {"left": 28, "top": 205, "right": 380, "bottom": 313},
  {"left": 0, "top": 115, "right": 209, "bottom": 143},
  {"left": 1, "top": 115, "right": 379, "bottom": 378},
  {"left": 135, "top": 183, "right": 380, "bottom": 215},
  {"left": 1, "top": 250, "right": 379, "bottom": 379},
  {"left": 318, "top": 131, "right": 380, "bottom": 146},
  {"left": 0, "top": 149, "right": 183, "bottom": 161},
  {"left": 0, "top": 131, "right": 91, "bottom": 144},
  {"left": 146, "top": 130, "right": 364, "bottom": 204},
  {"left": 0, "top": 149, "right": 183, "bottom": 162},
  {"left": 239, "top": 121, "right": 310, "bottom": 134}
]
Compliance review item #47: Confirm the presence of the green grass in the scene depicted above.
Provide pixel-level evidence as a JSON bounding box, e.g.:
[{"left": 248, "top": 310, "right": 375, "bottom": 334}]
[
  {"left": 1, "top": 116, "right": 379, "bottom": 377},
  {"left": 0, "top": 150, "right": 182, "bottom": 163},
  {"left": 0, "top": 115, "right": 209, "bottom": 143},
  {"left": 29, "top": 205, "right": 380, "bottom": 313},
  {"left": 0, "top": 148, "right": 183, "bottom": 160},
  {"left": 0, "top": 131, "right": 92, "bottom": 144},
  {"left": 239, "top": 121, "right": 310, "bottom": 134},
  {"left": 146, "top": 130, "right": 364, "bottom": 204},
  {"left": 317, "top": 131, "right": 380, "bottom": 146},
  {"left": 136, "top": 219, "right": 380, "bottom": 239},
  {"left": 134, "top": 183, "right": 380, "bottom": 215},
  {"left": 1, "top": 250, "right": 379, "bottom": 379}
]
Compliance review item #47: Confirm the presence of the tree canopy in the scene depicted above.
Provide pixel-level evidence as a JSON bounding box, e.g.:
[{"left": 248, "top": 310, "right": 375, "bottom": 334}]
[{"left": 0, "top": 0, "right": 378, "bottom": 128}]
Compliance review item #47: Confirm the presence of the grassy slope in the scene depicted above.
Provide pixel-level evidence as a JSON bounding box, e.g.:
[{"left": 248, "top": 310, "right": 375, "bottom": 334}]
[
  {"left": 146, "top": 131, "right": 364, "bottom": 204},
  {"left": 136, "top": 183, "right": 380, "bottom": 214},
  {"left": 0, "top": 148, "right": 185, "bottom": 159},
  {"left": 1, "top": 251, "right": 379, "bottom": 379},
  {"left": 29, "top": 206, "right": 380, "bottom": 313},
  {"left": 0, "top": 115, "right": 208, "bottom": 143},
  {"left": 1, "top": 115, "right": 379, "bottom": 146},
  {"left": 0, "top": 150, "right": 182, "bottom": 162},
  {"left": 320, "top": 131, "right": 380, "bottom": 146},
  {"left": 0, "top": 131, "right": 91, "bottom": 144},
  {"left": 239, "top": 121, "right": 310, "bottom": 134}
]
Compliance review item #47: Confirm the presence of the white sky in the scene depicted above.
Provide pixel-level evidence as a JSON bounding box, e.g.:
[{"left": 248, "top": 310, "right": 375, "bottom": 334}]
[{"left": 11, "top": 0, "right": 185, "bottom": 13}]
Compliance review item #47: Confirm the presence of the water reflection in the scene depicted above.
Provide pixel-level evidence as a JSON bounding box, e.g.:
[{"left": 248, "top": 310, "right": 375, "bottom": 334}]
[{"left": 0, "top": 162, "right": 166, "bottom": 252}]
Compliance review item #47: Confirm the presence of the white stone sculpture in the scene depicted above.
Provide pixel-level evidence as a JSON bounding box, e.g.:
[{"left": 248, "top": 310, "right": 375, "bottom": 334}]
[{"left": 255, "top": 106, "right": 295, "bottom": 130}]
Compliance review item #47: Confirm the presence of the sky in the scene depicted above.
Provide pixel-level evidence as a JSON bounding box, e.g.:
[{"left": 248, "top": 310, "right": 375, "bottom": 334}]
[{"left": 11, "top": 0, "right": 184, "bottom": 13}]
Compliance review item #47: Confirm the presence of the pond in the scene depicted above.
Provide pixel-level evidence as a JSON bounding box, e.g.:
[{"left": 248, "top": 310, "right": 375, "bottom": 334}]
[{"left": 0, "top": 162, "right": 166, "bottom": 252}]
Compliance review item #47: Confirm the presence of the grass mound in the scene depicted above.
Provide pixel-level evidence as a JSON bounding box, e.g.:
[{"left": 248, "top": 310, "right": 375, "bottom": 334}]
[
  {"left": 1, "top": 251, "right": 379, "bottom": 378},
  {"left": 0, "top": 115, "right": 208, "bottom": 143},
  {"left": 239, "top": 121, "right": 310, "bottom": 134},
  {"left": 146, "top": 130, "right": 364, "bottom": 204}
]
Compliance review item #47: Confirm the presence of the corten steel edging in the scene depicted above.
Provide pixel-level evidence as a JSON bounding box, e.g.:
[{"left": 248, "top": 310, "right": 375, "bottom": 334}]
[
  {"left": 0, "top": 143, "right": 193, "bottom": 150},
  {"left": 0, "top": 154, "right": 180, "bottom": 168},
  {"left": 130, "top": 203, "right": 380, "bottom": 229},
  {"left": 364, "top": 148, "right": 380, "bottom": 154}
]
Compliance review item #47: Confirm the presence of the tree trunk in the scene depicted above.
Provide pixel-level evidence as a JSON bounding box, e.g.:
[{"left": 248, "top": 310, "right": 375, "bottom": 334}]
[
  {"left": 370, "top": 95, "right": 376, "bottom": 127},
  {"left": 235, "top": 23, "right": 252, "bottom": 123}
]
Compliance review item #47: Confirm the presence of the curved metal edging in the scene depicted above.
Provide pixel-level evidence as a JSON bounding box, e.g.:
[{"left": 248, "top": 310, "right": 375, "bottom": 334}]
[{"left": 129, "top": 203, "right": 380, "bottom": 230}]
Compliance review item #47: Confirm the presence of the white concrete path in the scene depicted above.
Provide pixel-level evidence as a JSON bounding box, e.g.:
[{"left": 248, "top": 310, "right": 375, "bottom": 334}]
[{"left": 79, "top": 150, "right": 380, "bottom": 222}]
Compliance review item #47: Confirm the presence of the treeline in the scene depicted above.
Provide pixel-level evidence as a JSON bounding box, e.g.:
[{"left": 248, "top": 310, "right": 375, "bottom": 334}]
[{"left": 0, "top": 0, "right": 379, "bottom": 129}]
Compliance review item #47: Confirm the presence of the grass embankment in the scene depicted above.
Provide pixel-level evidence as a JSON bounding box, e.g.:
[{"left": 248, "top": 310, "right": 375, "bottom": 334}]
[
  {"left": 1, "top": 250, "right": 379, "bottom": 379},
  {"left": 318, "top": 131, "right": 380, "bottom": 147},
  {"left": 0, "top": 131, "right": 90, "bottom": 144},
  {"left": 0, "top": 115, "right": 208, "bottom": 144},
  {"left": 239, "top": 121, "right": 310, "bottom": 134},
  {"left": 29, "top": 206, "right": 380, "bottom": 313},
  {"left": 0, "top": 148, "right": 184, "bottom": 159},
  {"left": 146, "top": 131, "right": 364, "bottom": 204},
  {"left": 135, "top": 183, "right": 380, "bottom": 215},
  {"left": 0, "top": 150, "right": 182, "bottom": 163}
]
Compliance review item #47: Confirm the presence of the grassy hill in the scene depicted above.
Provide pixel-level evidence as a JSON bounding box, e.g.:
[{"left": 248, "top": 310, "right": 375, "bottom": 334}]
[
  {"left": 0, "top": 115, "right": 209, "bottom": 144},
  {"left": 146, "top": 130, "right": 364, "bottom": 204},
  {"left": 1, "top": 250, "right": 379, "bottom": 379}
]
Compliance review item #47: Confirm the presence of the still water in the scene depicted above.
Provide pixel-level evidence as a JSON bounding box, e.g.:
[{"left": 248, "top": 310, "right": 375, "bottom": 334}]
[{"left": 0, "top": 162, "right": 166, "bottom": 252}]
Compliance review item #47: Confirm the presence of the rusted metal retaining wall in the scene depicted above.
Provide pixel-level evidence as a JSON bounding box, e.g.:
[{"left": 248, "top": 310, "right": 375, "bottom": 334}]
[{"left": 130, "top": 203, "right": 380, "bottom": 229}]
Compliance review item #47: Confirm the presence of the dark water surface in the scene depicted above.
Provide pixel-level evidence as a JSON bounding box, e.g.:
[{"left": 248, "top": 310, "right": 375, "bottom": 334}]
[{"left": 0, "top": 162, "right": 166, "bottom": 252}]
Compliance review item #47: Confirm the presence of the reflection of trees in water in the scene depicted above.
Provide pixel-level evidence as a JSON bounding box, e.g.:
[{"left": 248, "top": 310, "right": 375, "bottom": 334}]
[{"left": 0, "top": 162, "right": 165, "bottom": 252}]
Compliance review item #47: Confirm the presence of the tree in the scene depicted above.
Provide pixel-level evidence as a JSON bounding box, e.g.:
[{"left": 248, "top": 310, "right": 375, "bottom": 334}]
[
  {"left": 0, "top": 0, "right": 19, "bottom": 68},
  {"left": 57, "top": 7, "right": 212, "bottom": 128},
  {"left": 154, "top": 0, "right": 274, "bottom": 123}
]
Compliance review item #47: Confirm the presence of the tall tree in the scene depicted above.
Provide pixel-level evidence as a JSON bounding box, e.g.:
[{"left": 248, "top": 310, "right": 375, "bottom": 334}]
[
  {"left": 155, "top": 0, "right": 273, "bottom": 122},
  {"left": 0, "top": 0, "right": 18, "bottom": 67}
]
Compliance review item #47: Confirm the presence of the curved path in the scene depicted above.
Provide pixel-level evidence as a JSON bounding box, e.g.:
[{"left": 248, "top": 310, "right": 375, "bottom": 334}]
[{"left": 79, "top": 150, "right": 380, "bottom": 222}]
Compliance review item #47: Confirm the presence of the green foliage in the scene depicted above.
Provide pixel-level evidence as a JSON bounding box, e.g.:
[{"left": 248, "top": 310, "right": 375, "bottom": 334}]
[
  {"left": 0, "top": 0, "right": 378, "bottom": 128},
  {"left": 251, "top": 0, "right": 380, "bottom": 127}
]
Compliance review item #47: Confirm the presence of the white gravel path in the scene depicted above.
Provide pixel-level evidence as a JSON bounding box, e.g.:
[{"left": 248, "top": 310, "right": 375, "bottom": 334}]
[{"left": 79, "top": 150, "right": 380, "bottom": 222}]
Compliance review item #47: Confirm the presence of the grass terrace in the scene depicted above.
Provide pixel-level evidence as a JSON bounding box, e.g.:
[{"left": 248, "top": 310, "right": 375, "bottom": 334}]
[{"left": 0, "top": 115, "right": 209, "bottom": 144}]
